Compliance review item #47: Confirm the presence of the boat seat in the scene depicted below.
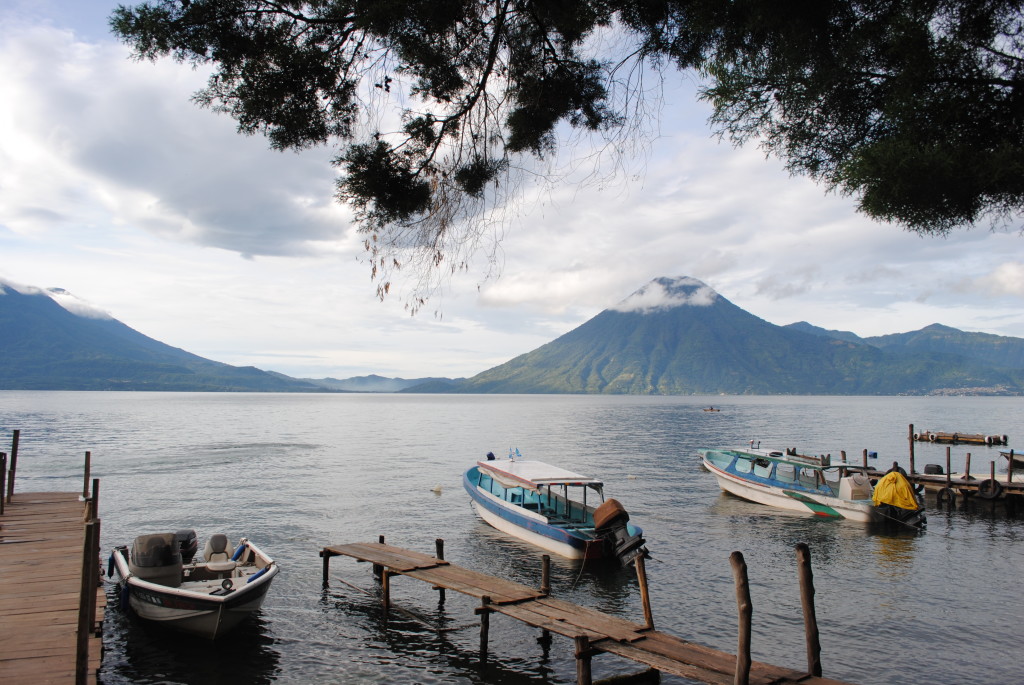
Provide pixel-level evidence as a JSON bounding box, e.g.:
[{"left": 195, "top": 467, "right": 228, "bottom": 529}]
[{"left": 203, "top": 533, "right": 237, "bottom": 574}]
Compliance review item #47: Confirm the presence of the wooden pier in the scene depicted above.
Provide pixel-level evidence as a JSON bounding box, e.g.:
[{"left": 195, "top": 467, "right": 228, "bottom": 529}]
[
  {"left": 0, "top": 434, "right": 104, "bottom": 684},
  {"left": 321, "top": 541, "right": 857, "bottom": 685}
]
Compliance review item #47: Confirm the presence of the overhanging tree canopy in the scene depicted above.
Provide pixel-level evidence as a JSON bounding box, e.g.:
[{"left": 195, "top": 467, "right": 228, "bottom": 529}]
[{"left": 111, "top": 1, "right": 1024, "bottom": 307}]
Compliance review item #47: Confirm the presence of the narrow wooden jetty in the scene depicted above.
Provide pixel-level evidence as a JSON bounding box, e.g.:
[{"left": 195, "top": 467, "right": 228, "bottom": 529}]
[
  {"left": 321, "top": 541, "right": 856, "bottom": 685},
  {"left": 912, "top": 430, "right": 1007, "bottom": 446},
  {"left": 0, "top": 435, "right": 104, "bottom": 684}
]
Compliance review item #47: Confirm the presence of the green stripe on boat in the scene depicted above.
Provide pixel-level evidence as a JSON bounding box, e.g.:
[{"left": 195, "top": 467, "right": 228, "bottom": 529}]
[{"left": 784, "top": 491, "right": 843, "bottom": 518}]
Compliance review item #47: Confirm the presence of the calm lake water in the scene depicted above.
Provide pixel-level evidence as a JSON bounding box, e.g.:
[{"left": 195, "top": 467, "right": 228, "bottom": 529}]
[{"left": 1, "top": 392, "right": 1021, "bottom": 685}]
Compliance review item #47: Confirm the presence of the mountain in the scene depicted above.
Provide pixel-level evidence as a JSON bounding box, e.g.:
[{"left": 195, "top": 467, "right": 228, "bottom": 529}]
[
  {"left": 303, "top": 374, "right": 462, "bottom": 392},
  {"left": 0, "top": 283, "right": 323, "bottom": 391},
  {"left": 430, "top": 277, "right": 1024, "bottom": 395},
  {"left": 864, "top": 324, "right": 1024, "bottom": 369}
]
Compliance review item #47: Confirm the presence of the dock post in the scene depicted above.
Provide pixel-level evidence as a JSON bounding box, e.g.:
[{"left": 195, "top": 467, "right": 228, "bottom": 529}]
[
  {"left": 635, "top": 553, "right": 654, "bottom": 630},
  {"left": 1008, "top": 450, "right": 1015, "bottom": 486},
  {"left": 730, "top": 551, "right": 751, "bottom": 685},
  {"left": 373, "top": 535, "right": 385, "bottom": 578},
  {"left": 477, "top": 595, "right": 492, "bottom": 659},
  {"left": 382, "top": 570, "right": 391, "bottom": 611},
  {"left": 435, "top": 538, "right": 446, "bottom": 604},
  {"left": 963, "top": 454, "right": 973, "bottom": 506},
  {"left": 76, "top": 518, "right": 99, "bottom": 685},
  {"left": 908, "top": 424, "right": 916, "bottom": 474},
  {"left": 0, "top": 453, "right": 5, "bottom": 515},
  {"left": 82, "top": 451, "right": 91, "bottom": 499},
  {"left": 574, "top": 635, "right": 593, "bottom": 685},
  {"left": 541, "top": 554, "right": 551, "bottom": 596},
  {"left": 7, "top": 429, "right": 19, "bottom": 501},
  {"left": 795, "top": 543, "right": 822, "bottom": 677},
  {"left": 862, "top": 449, "right": 868, "bottom": 469},
  {"left": 320, "top": 548, "right": 333, "bottom": 587}
]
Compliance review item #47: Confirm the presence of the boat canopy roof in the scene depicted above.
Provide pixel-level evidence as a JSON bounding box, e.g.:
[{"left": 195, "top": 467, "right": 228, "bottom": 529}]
[{"left": 478, "top": 459, "right": 603, "bottom": 491}]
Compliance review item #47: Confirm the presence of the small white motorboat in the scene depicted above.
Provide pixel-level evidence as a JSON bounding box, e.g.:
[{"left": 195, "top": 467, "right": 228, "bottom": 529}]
[
  {"left": 700, "top": 447, "right": 926, "bottom": 527},
  {"left": 110, "top": 530, "right": 279, "bottom": 639},
  {"left": 463, "top": 449, "right": 648, "bottom": 565}
]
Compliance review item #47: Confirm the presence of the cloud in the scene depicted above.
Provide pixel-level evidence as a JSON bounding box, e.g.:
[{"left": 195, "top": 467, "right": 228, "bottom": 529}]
[
  {"left": 0, "top": 23, "right": 352, "bottom": 258},
  {"left": 975, "top": 262, "right": 1024, "bottom": 297},
  {"left": 611, "top": 276, "right": 717, "bottom": 313}
]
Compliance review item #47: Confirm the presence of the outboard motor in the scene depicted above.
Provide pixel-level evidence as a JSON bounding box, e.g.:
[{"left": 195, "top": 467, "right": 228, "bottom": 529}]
[
  {"left": 129, "top": 533, "right": 183, "bottom": 587},
  {"left": 175, "top": 529, "right": 198, "bottom": 564},
  {"left": 593, "top": 498, "right": 647, "bottom": 567}
]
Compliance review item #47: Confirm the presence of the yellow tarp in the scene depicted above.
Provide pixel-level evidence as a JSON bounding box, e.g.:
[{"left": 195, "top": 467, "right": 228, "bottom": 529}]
[{"left": 872, "top": 471, "right": 919, "bottom": 510}]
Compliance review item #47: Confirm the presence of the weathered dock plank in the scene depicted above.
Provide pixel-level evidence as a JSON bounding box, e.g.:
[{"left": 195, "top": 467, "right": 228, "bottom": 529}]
[{"left": 0, "top": 492, "right": 103, "bottom": 685}]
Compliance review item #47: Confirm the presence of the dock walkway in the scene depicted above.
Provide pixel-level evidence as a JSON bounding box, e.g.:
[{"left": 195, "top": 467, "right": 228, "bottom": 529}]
[
  {"left": 322, "top": 542, "right": 853, "bottom": 685},
  {"left": 0, "top": 492, "right": 104, "bottom": 684}
]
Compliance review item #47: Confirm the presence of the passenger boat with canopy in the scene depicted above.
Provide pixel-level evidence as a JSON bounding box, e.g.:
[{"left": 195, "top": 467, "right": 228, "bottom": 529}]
[
  {"left": 463, "top": 449, "right": 648, "bottom": 565},
  {"left": 700, "top": 446, "right": 926, "bottom": 528}
]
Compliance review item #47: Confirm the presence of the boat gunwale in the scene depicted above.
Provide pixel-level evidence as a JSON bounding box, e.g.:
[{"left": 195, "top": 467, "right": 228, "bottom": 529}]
[{"left": 112, "top": 542, "right": 280, "bottom": 605}]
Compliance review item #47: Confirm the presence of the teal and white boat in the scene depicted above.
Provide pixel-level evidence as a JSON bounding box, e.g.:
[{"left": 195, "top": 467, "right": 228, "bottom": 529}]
[
  {"left": 700, "top": 447, "right": 926, "bottom": 527},
  {"left": 463, "top": 449, "right": 648, "bottom": 565}
]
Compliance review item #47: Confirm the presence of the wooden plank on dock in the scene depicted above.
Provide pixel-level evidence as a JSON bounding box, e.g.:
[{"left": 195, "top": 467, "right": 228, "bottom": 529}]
[
  {"left": 0, "top": 492, "right": 103, "bottom": 685},
  {"left": 323, "top": 542, "right": 860, "bottom": 685}
]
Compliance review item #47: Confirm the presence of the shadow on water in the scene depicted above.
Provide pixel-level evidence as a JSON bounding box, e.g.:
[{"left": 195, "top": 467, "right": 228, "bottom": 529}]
[{"left": 99, "top": 583, "right": 282, "bottom": 685}]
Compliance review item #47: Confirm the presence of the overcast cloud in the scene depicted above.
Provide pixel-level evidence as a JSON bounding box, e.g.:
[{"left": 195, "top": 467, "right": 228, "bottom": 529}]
[{"left": 1, "top": 1, "right": 1022, "bottom": 380}]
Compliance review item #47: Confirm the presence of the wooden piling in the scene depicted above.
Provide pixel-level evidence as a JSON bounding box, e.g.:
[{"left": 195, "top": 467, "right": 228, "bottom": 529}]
[
  {"left": 861, "top": 449, "right": 868, "bottom": 469},
  {"left": 82, "top": 452, "right": 91, "bottom": 499},
  {"left": 373, "top": 534, "right": 385, "bottom": 578},
  {"left": 382, "top": 569, "right": 391, "bottom": 611},
  {"left": 908, "top": 424, "right": 915, "bottom": 474},
  {"left": 478, "top": 595, "right": 492, "bottom": 658},
  {"left": 635, "top": 554, "right": 654, "bottom": 630},
  {"left": 1008, "top": 450, "right": 1015, "bottom": 485},
  {"left": 541, "top": 554, "right": 551, "bottom": 596},
  {"left": 575, "top": 635, "right": 593, "bottom": 685},
  {"left": 7, "top": 429, "right": 19, "bottom": 501},
  {"left": 435, "top": 538, "right": 446, "bottom": 604},
  {"left": 0, "top": 453, "right": 5, "bottom": 515},
  {"left": 945, "top": 448, "right": 952, "bottom": 489},
  {"left": 730, "top": 551, "right": 752, "bottom": 685},
  {"left": 795, "top": 544, "right": 822, "bottom": 677}
]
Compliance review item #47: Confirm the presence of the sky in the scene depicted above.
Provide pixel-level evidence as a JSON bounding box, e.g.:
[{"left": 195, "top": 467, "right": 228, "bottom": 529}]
[{"left": 2, "top": 1, "right": 1023, "bottom": 380}]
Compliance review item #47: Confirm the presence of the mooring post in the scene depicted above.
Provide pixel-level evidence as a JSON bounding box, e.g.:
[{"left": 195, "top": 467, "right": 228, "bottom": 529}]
[
  {"left": 435, "top": 538, "right": 446, "bottom": 604},
  {"left": 320, "top": 548, "right": 332, "bottom": 587},
  {"left": 963, "top": 453, "right": 973, "bottom": 506},
  {"left": 945, "top": 447, "right": 952, "bottom": 488},
  {"left": 477, "top": 595, "right": 492, "bottom": 659},
  {"left": 381, "top": 569, "right": 391, "bottom": 611},
  {"left": 730, "top": 551, "right": 751, "bottom": 685},
  {"left": 635, "top": 553, "right": 654, "bottom": 630},
  {"left": 908, "top": 424, "right": 916, "bottom": 474},
  {"left": 541, "top": 554, "right": 551, "bottom": 596},
  {"left": 574, "top": 635, "right": 593, "bottom": 685},
  {"left": 82, "top": 451, "right": 91, "bottom": 499},
  {"left": 795, "top": 543, "right": 822, "bottom": 677},
  {"left": 373, "top": 534, "right": 385, "bottom": 578},
  {"left": 0, "top": 453, "right": 5, "bottom": 515},
  {"left": 862, "top": 449, "right": 868, "bottom": 469},
  {"left": 1008, "top": 450, "right": 1015, "bottom": 485},
  {"left": 7, "top": 429, "right": 19, "bottom": 501},
  {"left": 76, "top": 519, "right": 98, "bottom": 685}
]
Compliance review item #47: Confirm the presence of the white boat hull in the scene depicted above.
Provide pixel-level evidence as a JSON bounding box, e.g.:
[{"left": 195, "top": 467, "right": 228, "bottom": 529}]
[
  {"left": 470, "top": 499, "right": 587, "bottom": 559},
  {"left": 704, "top": 458, "right": 877, "bottom": 522}
]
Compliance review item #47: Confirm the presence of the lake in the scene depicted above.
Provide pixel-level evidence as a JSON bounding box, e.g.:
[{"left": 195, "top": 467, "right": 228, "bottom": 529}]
[{"left": 0, "top": 392, "right": 1020, "bottom": 684}]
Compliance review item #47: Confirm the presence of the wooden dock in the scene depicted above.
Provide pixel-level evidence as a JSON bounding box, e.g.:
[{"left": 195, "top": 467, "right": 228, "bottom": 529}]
[
  {"left": 0, "top": 486, "right": 104, "bottom": 683},
  {"left": 321, "top": 541, "right": 855, "bottom": 685}
]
